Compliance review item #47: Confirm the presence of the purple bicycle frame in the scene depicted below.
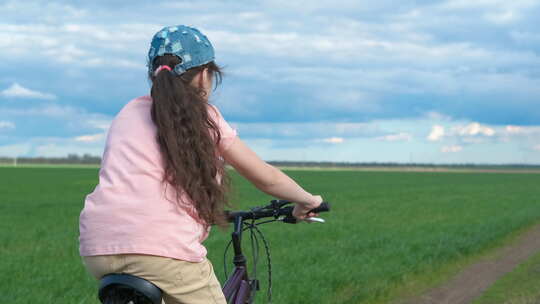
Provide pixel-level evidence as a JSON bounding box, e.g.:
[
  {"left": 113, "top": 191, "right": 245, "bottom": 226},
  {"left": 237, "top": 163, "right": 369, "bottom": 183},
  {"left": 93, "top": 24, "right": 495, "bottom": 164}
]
[
  {"left": 222, "top": 266, "right": 252, "bottom": 303},
  {"left": 220, "top": 214, "right": 257, "bottom": 303}
]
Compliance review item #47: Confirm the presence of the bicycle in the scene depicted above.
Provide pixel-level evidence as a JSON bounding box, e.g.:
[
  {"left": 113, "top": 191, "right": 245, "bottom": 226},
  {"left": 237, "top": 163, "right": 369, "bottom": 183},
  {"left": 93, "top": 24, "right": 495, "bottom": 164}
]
[{"left": 97, "top": 200, "right": 330, "bottom": 304}]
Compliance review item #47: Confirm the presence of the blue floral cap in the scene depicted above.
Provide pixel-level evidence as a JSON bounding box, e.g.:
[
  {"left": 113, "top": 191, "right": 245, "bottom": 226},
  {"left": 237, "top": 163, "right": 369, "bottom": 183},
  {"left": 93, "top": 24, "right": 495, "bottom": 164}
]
[{"left": 147, "top": 25, "right": 215, "bottom": 75}]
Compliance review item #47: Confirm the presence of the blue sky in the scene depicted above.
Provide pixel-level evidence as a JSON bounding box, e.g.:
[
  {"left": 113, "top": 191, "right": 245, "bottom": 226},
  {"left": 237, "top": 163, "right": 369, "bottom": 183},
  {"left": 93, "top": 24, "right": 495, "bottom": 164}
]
[{"left": 0, "top": 0, "right": 539, "bottom": 163}]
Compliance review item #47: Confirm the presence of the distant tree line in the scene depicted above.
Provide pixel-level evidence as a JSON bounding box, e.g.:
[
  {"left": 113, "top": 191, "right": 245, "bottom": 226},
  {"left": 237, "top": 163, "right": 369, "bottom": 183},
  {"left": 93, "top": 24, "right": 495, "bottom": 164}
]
[
  {"left": 0, "top": 155, "right": 539, "bottom": 169},
  {"left": 0, "top": 154, "right": 101, "bottom": 165},
  {"left": 266, "top": 161, "right": 540, "bottom": 169}
]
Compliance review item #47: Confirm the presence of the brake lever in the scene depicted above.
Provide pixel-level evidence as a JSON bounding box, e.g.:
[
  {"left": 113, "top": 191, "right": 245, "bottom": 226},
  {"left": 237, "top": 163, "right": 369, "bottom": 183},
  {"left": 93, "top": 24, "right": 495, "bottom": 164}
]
[
  {"left": 304, "top": 217, "right": 325, "bottom": 223},
  {"left": 280, "top": 215, "right": 326, "bottom": 224}
]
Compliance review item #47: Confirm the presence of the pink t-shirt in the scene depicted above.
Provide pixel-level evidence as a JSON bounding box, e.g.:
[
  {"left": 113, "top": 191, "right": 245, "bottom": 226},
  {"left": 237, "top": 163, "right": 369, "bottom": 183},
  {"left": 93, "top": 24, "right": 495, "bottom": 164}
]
[{"left": 79, "top": 95, "right": 237, "bottom": 262}]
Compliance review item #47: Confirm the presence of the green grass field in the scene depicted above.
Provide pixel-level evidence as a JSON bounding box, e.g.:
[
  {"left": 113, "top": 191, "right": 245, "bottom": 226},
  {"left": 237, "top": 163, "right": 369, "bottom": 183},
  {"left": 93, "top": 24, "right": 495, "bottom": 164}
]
[{"left": 1, "top": 167, "right": 540, "bottom": 303}]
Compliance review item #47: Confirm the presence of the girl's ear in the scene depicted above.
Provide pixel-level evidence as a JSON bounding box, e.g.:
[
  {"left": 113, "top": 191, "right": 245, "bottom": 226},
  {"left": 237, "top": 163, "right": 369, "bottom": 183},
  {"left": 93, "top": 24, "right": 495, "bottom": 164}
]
[
  {"left": 202, "top": 68, "right": 210, "bottom": 85},
  {"left": 195, "top": 68, "right": 207, "bottom": 89}
]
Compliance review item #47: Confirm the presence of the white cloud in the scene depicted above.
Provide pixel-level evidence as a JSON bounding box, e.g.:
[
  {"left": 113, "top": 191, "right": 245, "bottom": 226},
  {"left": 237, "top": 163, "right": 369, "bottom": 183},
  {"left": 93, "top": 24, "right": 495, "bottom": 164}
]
[
  {"left": 210, "top": 29, "right": 513, "bottom": 67},
  {"left": 34, "top": 143, "right": 103, "bottom": 157},
  {"left": 0, "top": 104, "right": 81, "bottom": 118},
  {"left": 510, "top": 31, "right": 540, "bottom": 44},
  {"left": 86, "top": 119, "right": 112, "bottom": 131},
  {"left": 428, "top": 125, "right": 445, "bottom": 141},
  {"left": 503, "top": 125, "right": 540, "bottom": 136},
  {"left": 75, "top": 133, "right": 105, "bottom": 142},
  {"left": 484, "top": 10, "right": 518, "bottom": 24},
  {"left": 441, "top": 145, "right": 463, "bottom": 153},
  {"left": 0, "top": 104, "right": 113, "bottom": 149},
  {"left": 0, "top": 23, "right": 152, "bottom": 68},
  {"left": 376, "top": 132, "right": 412, "bottom": 142},
  {"left": 43, "top": 44, "right": 90, "bottom": 63},
  {"left": 425, "top": 111, "right": 453, "bottom": 121},
  {"left": 2, "top": 9, "right": 517, "bottom": 76},
  {"left": 0, "top": 83, "right": 56, "bottom": 100},
  {"left": 0, "top": 135, "right": 106, "bottom": 158},
  {"left": 533, "top": 144, "right": 540, "bottom": 151},
  {"left": 424, "top": 122, "right": 540, "bottom": 146},
  {"left": 233, "top": 122, "right": 378, "bottom": 139},
  {"left": 0, "top": 143, "right": 31, "bottom": 157},
  {"left": 505, "top": 125, "right": 523, "bottom": 134},
  {"left": 439, "top": 0, "right": 538, "bottom": 11},
  {"left": 322, "top": 137, "right": 344, "bottom": 144},
  {"left": 454, "top": 122, "right": 495, "bottom": 136},
  {"left": 0, "top": 121, "right": 15, "bottom": 130}
]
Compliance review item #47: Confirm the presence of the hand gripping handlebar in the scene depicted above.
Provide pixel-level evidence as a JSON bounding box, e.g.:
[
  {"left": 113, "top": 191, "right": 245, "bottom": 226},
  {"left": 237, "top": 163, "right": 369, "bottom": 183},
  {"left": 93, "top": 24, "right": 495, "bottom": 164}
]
[{"left": 226, "top": 201, "right": 330, "bottom": 223}]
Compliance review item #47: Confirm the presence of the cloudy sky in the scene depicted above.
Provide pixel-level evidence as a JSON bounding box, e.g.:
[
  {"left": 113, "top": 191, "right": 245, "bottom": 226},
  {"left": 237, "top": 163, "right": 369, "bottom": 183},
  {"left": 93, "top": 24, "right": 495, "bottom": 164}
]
[{"left": 1, "top": 0, "right": 539, "bottom": 163}]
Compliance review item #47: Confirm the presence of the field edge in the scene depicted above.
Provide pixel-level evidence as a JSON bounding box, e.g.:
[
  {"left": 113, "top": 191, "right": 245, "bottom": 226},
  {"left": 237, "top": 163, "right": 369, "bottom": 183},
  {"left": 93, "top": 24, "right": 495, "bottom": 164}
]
[{"left": 378, "top": 219, "right": 540, "bottom": 304}]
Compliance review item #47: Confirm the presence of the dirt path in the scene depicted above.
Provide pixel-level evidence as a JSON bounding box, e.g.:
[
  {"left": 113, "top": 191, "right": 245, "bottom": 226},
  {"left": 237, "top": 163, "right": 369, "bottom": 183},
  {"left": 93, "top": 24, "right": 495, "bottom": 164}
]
[{"left": 400, "top": 223, "right": 540, "bottom": 304}]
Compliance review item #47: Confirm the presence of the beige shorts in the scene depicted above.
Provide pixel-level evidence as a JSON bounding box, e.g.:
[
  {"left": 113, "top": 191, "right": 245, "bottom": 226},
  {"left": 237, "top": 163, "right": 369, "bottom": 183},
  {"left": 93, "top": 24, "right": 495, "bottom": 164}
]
[{"left": 82, "top": 254, "right": 226, "bottom": 304}]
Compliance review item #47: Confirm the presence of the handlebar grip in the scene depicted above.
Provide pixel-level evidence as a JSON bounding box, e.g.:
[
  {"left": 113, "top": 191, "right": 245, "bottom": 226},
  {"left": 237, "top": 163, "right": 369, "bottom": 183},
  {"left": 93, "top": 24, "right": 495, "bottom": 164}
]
[
  {"left": 282, "top": 202, "right": 331, "bottom": 224},
  {"left": 311, "top": 202, "right": 330, "bottom": 213}
]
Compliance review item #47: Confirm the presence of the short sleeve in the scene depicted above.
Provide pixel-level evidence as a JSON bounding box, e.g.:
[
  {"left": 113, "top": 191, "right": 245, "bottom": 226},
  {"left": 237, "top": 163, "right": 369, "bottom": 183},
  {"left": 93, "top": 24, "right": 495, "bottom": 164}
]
[{"left": 208, "top": 105, "right": 238, "bottom": 153}]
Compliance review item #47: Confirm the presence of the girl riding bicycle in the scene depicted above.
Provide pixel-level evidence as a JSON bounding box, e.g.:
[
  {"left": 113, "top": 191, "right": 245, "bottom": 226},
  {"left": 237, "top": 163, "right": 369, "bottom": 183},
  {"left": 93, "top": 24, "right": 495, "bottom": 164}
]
[{"left": 79, "top": 25, "right": 323, "bottom": 304}]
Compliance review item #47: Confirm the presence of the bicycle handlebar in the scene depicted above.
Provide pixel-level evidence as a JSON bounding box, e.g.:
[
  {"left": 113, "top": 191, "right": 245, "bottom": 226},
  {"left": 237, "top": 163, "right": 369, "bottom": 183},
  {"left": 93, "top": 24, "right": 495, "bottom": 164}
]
[
  {"left": 310, "top": 202, "right": 331, "bottom": 213},
  {"left": 226, "top": 201, "right": 331, "bottom": 223}
]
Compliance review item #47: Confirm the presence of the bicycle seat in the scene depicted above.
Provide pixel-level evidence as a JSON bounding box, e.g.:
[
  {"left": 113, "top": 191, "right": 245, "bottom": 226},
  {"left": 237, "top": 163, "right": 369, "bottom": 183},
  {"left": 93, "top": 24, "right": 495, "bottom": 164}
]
[{"left": 98, "top": 273, "right": 162, "bottom": 304}]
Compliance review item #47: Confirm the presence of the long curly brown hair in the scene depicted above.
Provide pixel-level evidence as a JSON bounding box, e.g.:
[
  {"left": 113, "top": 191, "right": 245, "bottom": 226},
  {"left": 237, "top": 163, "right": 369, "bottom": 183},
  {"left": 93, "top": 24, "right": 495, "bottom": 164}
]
[{"left": 149, "top": 54, "right": 230, "bottom": 228}]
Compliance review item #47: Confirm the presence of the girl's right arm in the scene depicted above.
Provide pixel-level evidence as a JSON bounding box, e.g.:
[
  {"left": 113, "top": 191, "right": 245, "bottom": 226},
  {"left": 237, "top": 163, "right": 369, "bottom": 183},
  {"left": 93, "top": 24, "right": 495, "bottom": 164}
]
[{"left": 222, "top": 137, "right": 322, "bottom": 220}]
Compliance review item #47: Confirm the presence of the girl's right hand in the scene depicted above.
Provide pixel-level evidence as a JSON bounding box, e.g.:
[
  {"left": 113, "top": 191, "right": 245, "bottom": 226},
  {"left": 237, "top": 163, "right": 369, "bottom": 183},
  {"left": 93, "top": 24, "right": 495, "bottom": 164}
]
[{"left": 292, "top": 195, "right": 323, "bottom": 221}]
